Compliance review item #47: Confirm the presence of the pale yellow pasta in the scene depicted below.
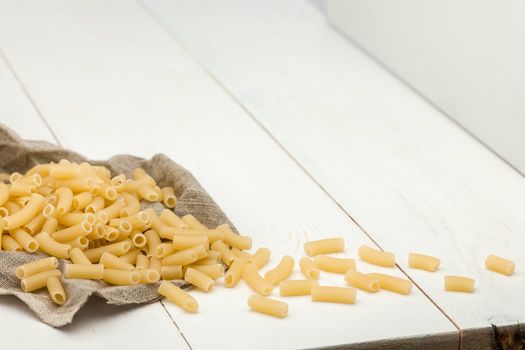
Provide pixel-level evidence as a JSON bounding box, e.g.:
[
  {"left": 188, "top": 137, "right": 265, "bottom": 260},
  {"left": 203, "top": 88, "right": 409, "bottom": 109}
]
[
  {"left": 249, "top": 247, "right": 271, "bottom": 269},
  {"left": 159, "top": 209, "right": 188, "bottom": 229},
  {"left": 55, "top": 187, "right": 73, "bottom": 214},
  {"left": 211, "top": 240, "right": 236, "bottom": 266},
  {"left": 21, "top": 269, "right": 62, "bottom": 292},
  {"left": 161, "top": 265, "right": 183, "bottom": 280},
  {"left": 65, "top": 236, "right": 89, "bottom": 250},
  {"left": 111, "top": 211, "right": 150, "bottom": 230},
  {"left": 85, "top": 196, "right": 105, "bottom": 213},
  {"left": 72, "top": 191, "right": 93, "bottom": 210},
  {"left": 204, "top": 250, "right": 221, "bottom": 262},
  {"left": 14, "top": 195, "right": 31, "bottom": 206},
  {"left": 4, "top": 201, "right": 21, "bottom": 214},
  {"left": 358, "top": 245, "right": 395, "bottom": 267},
  {"left": 34, "top": 232, "right": 71, "bottom": 258},
  {"left": 9, "top": 182, "right": 34, "bottom": 196},
  {"left": 2, "top": 235, "right": 22, "bottom": 251},
  {"left": 247, "top": 294, "right": 288, "bottom": 318},
  {"left": 98, "top": 183, "right": 118, "bottom": 201},
  {"left": 145, "top": 208, "right": 172, "bottom": 233},
  {"left": 155, "top": 242, "right": 176, "bottom": 259},
  {"left": 104, "top": 226, "right": 120, "bottom": 241},
  {"left": 120, "top": 192, "right": 141, "bottom": 217},
  {"left": 15, "top": 257, "right": 58, "bottom": 279},
  {"left": 2, "top": 193, "right": 45, "bottom": 230},
  {"left": 408, "top": 253, "right": 441, "bottom": 272},
  {"left": 119, "top": 249, "right": 141, "bottom": 265},
  {"left": 87, "top": 223, "right": 105, "bottom": 240},
  {"left": 0, "top": 182, "right": 10, "bottom": 206},
  {"left": 217, "top": 223, "right": 252, "bottom": 250},
  {"left": 231, "top": 247, "right": 251, "bottom": 259},
  {"left": 9, "top": 171, "right": 23, "bottom": 183},
  {"left": 194, "top": 258, "right": 218, "bottom": 265},
  {"left": 92, "top": 166, "right": 111, "bottom": 181},
  {"left": 162, "top": 245, "right": 207, "bottom": 266},
  {"left": 46, "top": 276, "right": 66, "bottom": 305},
  {"left": 185, "top": 267, "right": 215, "bottom": 292},
  {"left": 145, "top": 229, "right": 162, "bottom": 257},
  {"left": 65, "top": 264, "right": 104, "bottom": 279},
  {"left": 131, "top": 231, "right": 147, "bottom": 248},
  {"left": 313, "top": 255, "right": 356, "bottom": 274},
  {"left": 83, "top": 240, "right": 132, "bottom": 263},
  {"left": 20, "top": 173, "right": 42, "bottom": 187},
  {"left": 153, "top": 185, "right": 162, "bottom": 200},
  {"left": 182, "top": 214, "right": 208, "bottom": 230},
  {"left": 485, "top": 255, "right": 515, "bottom": 276},
  {"left": 0, "top": 206, "right": 9, "bottom": 217},
  {"left": 55, "top": 177, "right": 95, "bottom": 192},
  {"left": 368, "top": 273, "right": 412, "bottom": 295},
  {"left": 279, "top": 280, "right": 319, "bottom": 296},
  {"left": 110, "top": 174, "right": 127, "bottom": 191},
  {"left": 58, "top": 212, "right": 96, "bottom": 227},
  {"left": 444, "top": 275, "right": 475, "bottom": 293},
  {"left": 139, "top": 268, "right": 161, "bottom": 284},
  {"left": 311, "top": 285, "right": 357, "bottom": 304},
  {"left": 303, "top": 238, "right": 345, "bottom": 256},
  {"left": 36, "top": 186, "right": 54, "bottom": 196},
  {"left": 172, "top": 235, "right": 209, "bottom": 250},
  {"left": 189, "top": 263, "right": 225, "bottom": 279},
  {"left": 10, "top": 228, "right": 39, "bottom": 252},
  {"left": 49, "top": 163, "right": 80, "bottom": 179},
  {"left": 103, "top": 269, "right": 140, "bottom": 285},
  {"left": 243, "top": 263, "right": 274, "bottom": 296},
  {"left": 344, "top": 269, "right": 380, "bottom": 293},
  {"left": 100, "top": 252, "right": 134, "bottom": 271},
  {"left": 69, "top": 247, "right": 92, "bottom": 265},
  {"left": 264, "top": 256, "right": 294, "bottom": 284},
  {"left": 132, "top": 168, "right": 156, "bottom": 186},
  {"left": 135, "top": 254, "right": 149, "bottom": 270},
  {"left": 136, "top": 183, "right": 159, "bottom": 201},
  {"left": 149, "top": 257, "right": 162, "bottom": 274},
  {"left": 42, "top": 217, "right": 58, "bottom": 234},
  {"left": 299, "top": 257, "right": 320, "bottom": 280},
  {"left": 23, "top": 212, "right": 46, "bottom": 234},
  {"left": 160, "top": 227, "right": 224, "bottom": 243},
  {"left": 224, "top": 257, "right": 249, "bottom": 288},
  {"left": 42, "top": 204, "right": 56, "bottom": 218},
  {"left": 52, "top": 220, "right": 92, "bottom": 242},
  {"left": 160, "top": 187, "right": 177, "bottom": 208},
  {"left": 158, "top": 281, "right": 198, "bottom": 313}
]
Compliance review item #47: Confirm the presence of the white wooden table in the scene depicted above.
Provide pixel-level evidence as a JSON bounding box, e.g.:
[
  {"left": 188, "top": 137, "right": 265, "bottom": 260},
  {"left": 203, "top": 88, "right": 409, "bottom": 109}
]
[{"left": 0, "top": 1, "right": 523, "bottom": 349}]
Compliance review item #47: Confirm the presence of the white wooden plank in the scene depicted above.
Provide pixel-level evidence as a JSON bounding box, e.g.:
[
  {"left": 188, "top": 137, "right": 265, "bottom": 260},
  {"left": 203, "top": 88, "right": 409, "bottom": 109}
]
[
  {"left": 0, "top": 41, "right": 189, "bottom": 350},
  {"left": 143, "top": 0, "right": 525, "bottom": 331},
  {"left": 0, "top": 1, "right": 457, "bottom": 349}
]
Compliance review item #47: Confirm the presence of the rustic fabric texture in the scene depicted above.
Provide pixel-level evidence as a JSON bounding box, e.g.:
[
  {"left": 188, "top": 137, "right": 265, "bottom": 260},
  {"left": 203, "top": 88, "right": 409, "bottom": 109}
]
[{"left": 0, "top": 124, "right": 234, "bottom": 327}]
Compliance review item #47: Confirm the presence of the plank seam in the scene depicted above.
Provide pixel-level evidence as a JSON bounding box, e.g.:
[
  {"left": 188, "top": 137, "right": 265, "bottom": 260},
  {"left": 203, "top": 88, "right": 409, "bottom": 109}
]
[{"left": 159, "top": 300, "right": 194, "bottom": 350}]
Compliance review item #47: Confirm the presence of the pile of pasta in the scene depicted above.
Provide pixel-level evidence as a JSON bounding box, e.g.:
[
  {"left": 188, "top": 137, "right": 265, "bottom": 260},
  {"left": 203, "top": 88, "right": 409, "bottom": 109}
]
[{"left": 0, "top": 160, "right": 517, "bottom": 318}]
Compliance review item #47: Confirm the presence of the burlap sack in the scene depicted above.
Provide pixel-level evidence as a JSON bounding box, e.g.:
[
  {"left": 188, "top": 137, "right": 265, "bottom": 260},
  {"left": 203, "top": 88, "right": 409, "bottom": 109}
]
[{"left": 0, "top": 124, "right": 234, "bottom": 327}]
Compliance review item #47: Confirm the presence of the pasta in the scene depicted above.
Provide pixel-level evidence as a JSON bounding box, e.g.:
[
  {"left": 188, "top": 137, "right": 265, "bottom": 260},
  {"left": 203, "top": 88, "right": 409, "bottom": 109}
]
[
  {"left": 311, "top": 286, "right": 357, "bottom": 304},
  {"left": 247, "top": 294, "right": 288, "bottom": 318},
  {"left": 52, "top": 220, "right": 92, "bottom": 243},
  {"left": 69, "top": 247, "right": 92, "bottom": 265},
  {"left": 130, "top": 231, "right": 147, "bottom": 248},
  {"left": 279, "top": 280, "right": 319, "bottom": 296},
  {"left": 135, "top": 254, "right": 149, "bottom": 270},
  {"left": 10, "top": 228, "right": 39, "bottom": 252},
  {"left": 344, "top": 269, "right": 380, "bottom": 293},
  {"left": 358, "top": 245, "right": 395, "bottom": 267},
  {"left": 185, "top": 267, "right": 215, "bottom": 292},
  {"left": 66, "top": 264, "right": 104, "bottom": 279},
  {"left": 264, "top": 256, "right": 294, "bottom": 284},
  {"left": 103, "top": 269, "right": 140, "bottom": 286},
  {"left": 120, "top": 192, "right": 141, "bottom": 217},
  {"left": 161, "top": 265, "right": 183, "bottom": 280},
  {"left": 172, "top": 235, "right": 209, "bottom": 250},
  {"left": 1, "top": 193, "right": 46, "bottom": 230},
  {"left": 158, "top": 281, "right": 198, "bottom": 313},
  {"left": 0, "top": 182, "right": 9, "bottom": 206},
  {"left": 155, "top": 242, "right": 176, "bottom": 259},
  {"left": 139, "top": 268, "right": 161, "bottom": 284},
  {"left": 21, "top": 269, "right": 62, "bottom": 292},
  {"left": 119, "top": 249, "right": 141, "bottom": 265},
  {"left": 85, "top": 196, "right": 105, "bottom": 213},
  {"left": 249, "top": 247, "right": 271, "bottom": 269},
  {"left": 55, "top": 187, "right": 73, "bottom": 215},
  {"left": 55, "top": 177, "right": 95, "bottom": 193},
  {"left": 159, "top": 209, "right": 188, "bottom": 229},
  {"left": 23, "top": 212, "right": 46, "bottom": 234},
  {"left": 217, "top": 223, "right": 252, "bottom": 250},
  {"left": 160, "top": 227, "right": 224, "bottom": 243},
  {"left": 368, "top": 273, "right": 412, "bottom": 295},
  {"left": 47, "top": 276, "right": 66, "bottom": 305},
  {"left": 145, "top": 229, "right": 162, "bottom": 257},
  {"left": 15, "top": 257, "right": 59, "bottom": 279},
  {"left": 66, "top": 236, "right": 89, "bottom": 250},
  {"left": 83, "top": 240, "right": 132, "bottom": 263},
  {"left": 243, "top": 263, "right": 274, "bottom": 296},
  {"left": 444, "top": 275, "right": 475, "bottom": 293},
  {"left": 162, "top": 244, "right": 207, "bottom": 266},
  {"left": 182, "top": 214, "right": 207, "bottom": 230},
  {"left": 150, "top": 257, "right": 162, "bottom": 274},
  {"left": 34, "top": 232, "right": 71, "bottom": 258},
  {"left": 299, "top": 257, "right": 320, "bottom": 280},
  {"left": 211, "top": 240, "right": 236, "bottom": 266},
  {"left": 303, "top": 238, "right": 344, "bottom": 256},
  {"left": 1, "top": 235, "right": 22, "bottom": 251},
  {"left": 189, "top": 263, "right": 225, "bottom": 280},
  {"left": 160, "top": 187, "right": 177, "bottom": 208},
  {"left": 408, "top": 253, "right": 441, "bottom": 272},
  {"left": 231, "top": 247, "right": 251, "bottom": 259},
  {"left": 485, "top": 255, "right": 515, "bottom": 276},
  {"left": 313, "top": 255, "right": 355, "bottom": 274},
  {"left": 42, "top": 217, "right": 58, "bottom": 234},
  {"left": 100, "top": 252, "right": 134, "bottom": 271},
  {"left": 225, "top": 257, "right": 249, "bottom": 288},
  {"left": 72, "top": 191, "right": 93, "bottom": 210}
]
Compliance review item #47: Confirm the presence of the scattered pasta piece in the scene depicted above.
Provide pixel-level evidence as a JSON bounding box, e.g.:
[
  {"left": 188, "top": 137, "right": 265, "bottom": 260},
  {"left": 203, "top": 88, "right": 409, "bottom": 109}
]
[
  {"left": 313, "top": 255, "right": 355, "bottom": 274},
  {"left": 444, "top": 275, "right": 475, "bottom": 293},
  {"left": 303, "top": 238, "right": 344, "bottom": 256},
  {"left": 358, "top": 245, "right": 395, "bottom": 267},
  {"left": 368, "top": 273, "right": 412, "bottom": 295},
  {"left": 311, "top": 285, "right": 356, "bottom": 304},
  {"left": 408, "top": 253, "right": 440, "bottom": 272},
  {"left": 280, "top": 280, "right": 318, "bottom": 296},
  {"left": 344, "top": 269, "right": 380, "bottom": 293},
  {"left": 248, "top": 294, "right": 288, "bottom": 318},
  {"left": 485, "top": 255, "right": 515, "bottom": 276}
]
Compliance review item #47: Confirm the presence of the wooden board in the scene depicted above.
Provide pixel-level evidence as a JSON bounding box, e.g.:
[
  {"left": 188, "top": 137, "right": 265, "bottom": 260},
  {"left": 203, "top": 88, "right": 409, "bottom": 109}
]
[
  {"left": 143, "top": 0, "right": 525, "bottom": 333},
  {"left": 0, "top": 1, "right": 457, "bottom": 348}
]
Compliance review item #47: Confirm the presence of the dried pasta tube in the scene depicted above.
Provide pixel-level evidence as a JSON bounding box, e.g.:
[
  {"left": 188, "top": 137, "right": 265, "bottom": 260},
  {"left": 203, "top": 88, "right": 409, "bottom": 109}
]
[
  {"left": 14, "top": 195, "right": 31, "bottom": 206},
  {"left": 304, "top": 238, "right": 345, "bottom": 256},
  {"left": 36, "top": 186, "right": 54, "bottom": 197},
  {"left": 72, "top": 191, "right": 93, "bottom": 210},
  {"left": 224, "top": 257, "right": 249, "bottom": 288},
  {"left": 264, "top": 256, "right": 294, "bottom": 284},
  {"left": 358, "top": 245, "right": 395, "bottom": 267},
  {"left": 65, "top": 236, "right": 89, "bottom": 250},
  {"left": 211, "top": 240, "right": 236, "bottom": 266},
  {"left": 485, "top": 255, "right": 515, "bottom": 276},
  {"left": 4, "top": 201, "right": 21, "bottom": 214},
  {"left": 161, "top": 265, "right": 183, "bottom": 280},
  {"left": 34, "top": 232, "right": 71, "bottom": 258},
  {"left": 0, "top": 182, "right": 10, "bottom": 206},
  {"left": 162, "top": 245, "right": 207, "bottom": 266},
  {"left": 131, "top": 231, "right": 147, "bottom": 248},
  {"left": 139, "top": 268, "right": 161, "bottom": 284},
  {"left": 55, "top": 177, "right": 95, "bottom": 192},
  {"left": 2, "top": 235, "right": 22, "bottom": 251},
  {"left": 217, "top": 223, "right": 252, "bottom": 250},
  {"left": 135, "top": 254, "right": 149, "bottom": 270},
  {"left": 189, "top": 263, "right": 225, "bottom": 279},
  {"left": 158, "top": 281, "right": 198, "bottom": 313},
  {"left": 2, "top": 193, "right": 45, "bottom": 230},
  {"left": 368, "top": 273, "right": 412, "bottom": 295},
  {"left": 160, "top": 187, "right": 177, "bottom": 208},
  {"left": 145, "top": 229, "right": 162, "bottom": 257},
  {"left": 280, "top": 280, "right": 319, "bottom": 296},
  {"left": 408, "top": 253, "right": 441, "bottom": 272},
  {"left": 69, "top": 247, "right": 92, "bottom": 265},
  {"left": 172, "top": 235, "right": 209, "bottom": 250},
  {"left": 120, "top": 192, "right": 140, "bottom": 217},
  {"left": 10, "top": 228, "right": 39, "bottom": 252},
  {"left": 231, "top": 247, "right": 251, "bottom": 259},
  {"left": 248, "top": 295, "right": 288, "bottom": 318},
  {"left": 42, "top": 204, "right": 56, "bottom": 219},
  {"left": 160, "top": 227, "right": 224, "bottom": 243},
  {"left": 85, "top": 196, "right": 105, "bottom": 213},
  {"left": 21, "top": 269, "right": 62, "bottom": 292},
  {"left": 155, "top": 243, "right": 176, "bottom": 259},
  {"left": 58, "top": 212, "right": 96, "bottom": 226},
  {"left": 344, "top": 270, "right": 380, "bottom": 293},
  {"left": 204, "top": 250, "right": 221, "bottom": 262},
  {"left": 46, "top": 276, "right": 66, "bottom": 305},
  {"left": 0, "top": 206, "right": 9, "bottom": 217},
  {"left": 243, "top": 263, "right": 274, "bottom": 296},
  {"left": 144, "top": 208, "right": 171, "bottom": 233},
  {"left": 49, "top": 162, "right": 79, "bottom": 179},
  {"left": 21, "top": 173, "right": 42, "bottom": 187},
  {"left": 26, "top": 163, "right": 51, "bottom": 177},
  {"left": 313, "top": 255, "right": 356, "bottom": 274},
  {"left": 15, "top": 257, "right": 58, "bottom": 279},
  {"left": 84, "top": 240, "right": 132, "bottom": 263},
  {"left": 159, "top": 209, "right": 188, "bottom": 229},
  {"left": 55, "top": 187, "right": 73, "bottom": 215},
  {"left": 110, "top": 174, "right": 127, "bottom": 191},
  {"left": 23, "top": 212, "right": 46, "bottom": 235},
  {"left": 149, "top": 257, "right": 161, "bottom": 274},
  {"left": 111, "top": 211, "right": 151, "bottom": 230},
  {"left": 92, "top": 166, "right": 111, "bottom": 181},
  {"left": 100, "top": 252, "right": 134, "bottom": 271},
  {"left": 9, "top": 171, "right": 23, "bottom": 183},
  {"left": 9, "top": 182, "right": 34, "bottom": 196},
  {"left": 444, "top": 275, "right": 475, "bottom": 293},
  {"left": 87, "top": 223, "right": 105, "bottom": 240},
  {"left": 311, "top": 285, "right": 357, "bottom": 304},
  {"left": 99, "top": 198, "right": 126, "bottom": 221},
  {"left": 136, "top": 183, "right": 159, "bottom": 201},
  {"left": 52, "top": 220, "right": 92, "bottom": 242},
  {"left": 182, "top": 215, "right": 207, "bottom": 230},
  {"left": 132, "top": 168, "right": 156, "bottom": 186},
  {"left": 119, "top": 249, "right": 141, "bottom": 265},
  {"left": 185, "top": 267, "right": 215, "bottom": 292},
  {"left": 103, "top": 269, "right": 140, "bottom": 286},
  {"left": 66, "top": 264, "right": 104, "bottom": 279},
  {"left": 104, "top": 226, "right": 120, "bottom": 241},
  {"left": 249, "top": 248, "right": 271, "bottom": 269},
  {"left": 98, "top": 183, "right": 118, "bottom": 201},
  {"left": 42, "top": 217, "right": 58, "bottom": 234},
  {"left": 299, "top": 257, "right": 320, "bottom": 280}
]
